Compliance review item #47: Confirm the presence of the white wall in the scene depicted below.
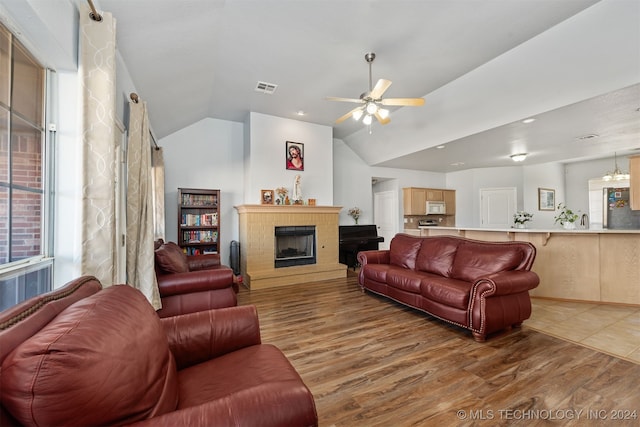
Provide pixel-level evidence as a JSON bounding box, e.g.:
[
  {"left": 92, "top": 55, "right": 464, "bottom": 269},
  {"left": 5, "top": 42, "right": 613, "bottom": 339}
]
[
  {"left": 446, "top": 166, "right": 524, "bottom": 227},
  {"left": 245, "top": 112, "right": 333, "bottom": 205},
  {"left": 161, "top": 118, "right": 244, "bottom": 265},
  {"left": 333, "top": 138, "right": 445, "bottom": 230},
  {"left": 522, "top": 162, "right": 565, "bottom": 228}
]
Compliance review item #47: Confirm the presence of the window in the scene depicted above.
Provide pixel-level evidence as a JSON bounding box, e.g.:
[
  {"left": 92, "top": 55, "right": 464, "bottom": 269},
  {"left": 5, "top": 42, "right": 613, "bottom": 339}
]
[{"left": 0, "top": 22, "right": 52, "bottom": 309}]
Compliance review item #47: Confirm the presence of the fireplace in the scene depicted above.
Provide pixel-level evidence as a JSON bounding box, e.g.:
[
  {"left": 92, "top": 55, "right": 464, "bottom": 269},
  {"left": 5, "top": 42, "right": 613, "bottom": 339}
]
[
  {"left": 235, "top": 205, "right": 345, "bottom": 289},
  {"left": 274, "top": 226, "right": 316, "bottom": 268}
]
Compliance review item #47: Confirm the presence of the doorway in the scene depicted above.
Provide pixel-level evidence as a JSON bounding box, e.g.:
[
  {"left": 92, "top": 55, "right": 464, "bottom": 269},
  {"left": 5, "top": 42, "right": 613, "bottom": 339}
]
[
  {"left": 373, "top": 190, "right": 397, "bottom": 250},
  {"left": 480, "top": 187, "right": 516, "bottom": 228}
]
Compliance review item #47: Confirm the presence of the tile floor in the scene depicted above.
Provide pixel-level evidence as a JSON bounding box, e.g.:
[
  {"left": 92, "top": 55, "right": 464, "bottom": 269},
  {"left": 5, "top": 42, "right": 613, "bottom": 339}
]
[{"left": 526, "top": 298, "right": 640, "bottom": 364}]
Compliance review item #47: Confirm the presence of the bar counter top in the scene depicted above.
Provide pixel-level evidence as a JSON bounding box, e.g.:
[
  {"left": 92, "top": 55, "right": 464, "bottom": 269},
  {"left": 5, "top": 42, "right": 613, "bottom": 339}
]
[{"left": 404, "top": 226, "right": 640, "bottom": 306}]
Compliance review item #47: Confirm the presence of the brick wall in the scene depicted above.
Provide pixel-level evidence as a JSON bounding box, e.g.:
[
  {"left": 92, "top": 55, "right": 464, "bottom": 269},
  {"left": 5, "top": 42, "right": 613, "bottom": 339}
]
[{"left": 0, "top": 132, "right": 42, "bottom": 263}]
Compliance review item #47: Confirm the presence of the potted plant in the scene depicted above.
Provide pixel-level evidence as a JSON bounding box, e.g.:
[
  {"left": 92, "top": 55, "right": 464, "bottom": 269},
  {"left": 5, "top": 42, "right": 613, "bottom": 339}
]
[
  {"left": 513, "top": 211, "right": 533, "bottom": 229},
  {"left": 554, "top": 203, "right": 579, "bottom": 229}
]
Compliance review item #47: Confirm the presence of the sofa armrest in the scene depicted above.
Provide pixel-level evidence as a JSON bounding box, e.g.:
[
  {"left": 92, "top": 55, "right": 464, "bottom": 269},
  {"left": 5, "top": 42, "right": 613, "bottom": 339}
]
[
  {"left": 156, "top": 268, "right": 234, "bottom": 297},
  {"left": 472, "top": 270, "right": 540, "bottom": 298},
  {"left": 187, "top": 254, "right": 221, "bottom": 271},
  {"left": 161, "top": 305, "right": 261, "bottom": 369},
  {"left": 357, "top": 250, "right": 390, "bottom": 266}
]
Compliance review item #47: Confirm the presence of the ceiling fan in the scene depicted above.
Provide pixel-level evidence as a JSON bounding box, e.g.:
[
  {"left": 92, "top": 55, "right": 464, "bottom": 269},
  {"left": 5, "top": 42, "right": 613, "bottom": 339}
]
[{"left": 326, "top": 52, "right": 425, "bottom": 126}]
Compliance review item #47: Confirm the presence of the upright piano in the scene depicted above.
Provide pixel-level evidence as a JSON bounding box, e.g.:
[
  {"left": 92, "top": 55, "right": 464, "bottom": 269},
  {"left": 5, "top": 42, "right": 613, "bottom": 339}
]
[{"left": 338, "top": 225, "right": 384, "bottom": 270}]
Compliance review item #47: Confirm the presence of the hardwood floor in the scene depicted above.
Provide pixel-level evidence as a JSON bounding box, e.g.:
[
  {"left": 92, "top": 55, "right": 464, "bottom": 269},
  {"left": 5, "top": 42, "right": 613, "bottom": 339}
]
[{"left": 237, "top": 275, "right": 640, "bottom": 426}]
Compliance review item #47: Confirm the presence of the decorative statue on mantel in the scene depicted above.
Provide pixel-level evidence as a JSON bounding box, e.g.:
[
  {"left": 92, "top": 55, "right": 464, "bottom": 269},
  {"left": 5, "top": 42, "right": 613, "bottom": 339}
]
[{"left": 292, "top": 174, "right": 302, "bottom": 203}]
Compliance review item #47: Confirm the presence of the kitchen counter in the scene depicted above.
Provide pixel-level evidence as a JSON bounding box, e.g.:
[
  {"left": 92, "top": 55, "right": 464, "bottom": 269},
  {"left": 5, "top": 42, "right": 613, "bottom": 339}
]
[{"left": 403, "top": 226, "right": 640, "bottom": 306}]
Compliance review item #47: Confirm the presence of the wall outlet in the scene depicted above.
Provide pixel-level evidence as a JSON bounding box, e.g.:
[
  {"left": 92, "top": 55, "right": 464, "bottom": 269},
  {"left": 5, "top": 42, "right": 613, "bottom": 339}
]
[{"left": 403, "top": 218, "right": 408, "bottom": 223}]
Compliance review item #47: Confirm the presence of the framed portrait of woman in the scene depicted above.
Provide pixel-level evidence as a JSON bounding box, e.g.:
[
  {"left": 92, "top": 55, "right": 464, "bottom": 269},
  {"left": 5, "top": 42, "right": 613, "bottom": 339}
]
[{"left": 286, "top": 141, "right": 304, "bottom": 171}]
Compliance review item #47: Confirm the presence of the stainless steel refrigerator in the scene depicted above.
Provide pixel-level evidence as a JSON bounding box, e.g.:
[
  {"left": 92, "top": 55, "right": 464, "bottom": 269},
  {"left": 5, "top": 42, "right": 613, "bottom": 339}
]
[{"left": 603, "top": 187, "right": 640, "bottom": 229}]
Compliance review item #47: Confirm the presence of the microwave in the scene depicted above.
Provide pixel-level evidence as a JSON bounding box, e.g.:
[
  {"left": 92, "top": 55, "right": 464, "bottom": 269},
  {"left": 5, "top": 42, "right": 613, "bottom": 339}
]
[{"left": 425, "top": 201, "right": 446, "bottom": 215}]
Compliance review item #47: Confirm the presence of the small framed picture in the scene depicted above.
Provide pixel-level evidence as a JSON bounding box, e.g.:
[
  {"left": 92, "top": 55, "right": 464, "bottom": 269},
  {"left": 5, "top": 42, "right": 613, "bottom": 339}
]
[
  {"left": 538, "top": 188, "right": 555, "bottom": 211},
  {"left": 286, "top": 141, "right": 304, "bottom": 171},
  {"left": 261, "top": 189, "right": 274, "bottom": 205}
]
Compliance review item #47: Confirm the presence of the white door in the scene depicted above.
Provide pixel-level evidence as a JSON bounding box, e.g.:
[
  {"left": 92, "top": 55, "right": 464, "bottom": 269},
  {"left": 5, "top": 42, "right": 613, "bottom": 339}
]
[
  {"left": 480, "top": 188, "right": 516, "bottom": 228},
  {"left": 374, "top": 191, "right": 397, "bottom": 250}
]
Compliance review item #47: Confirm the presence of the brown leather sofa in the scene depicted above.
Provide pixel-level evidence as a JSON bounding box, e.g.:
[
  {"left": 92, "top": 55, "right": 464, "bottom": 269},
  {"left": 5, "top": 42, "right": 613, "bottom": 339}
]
[
  {"left": 0, "top": 276, "right": 318, "bottom": 426},
  {"left": 154, "top": 239, "right": 238, "bottom": 317},
  {"left": 358, "top": 234, "right": 539, "bottom": 341}
]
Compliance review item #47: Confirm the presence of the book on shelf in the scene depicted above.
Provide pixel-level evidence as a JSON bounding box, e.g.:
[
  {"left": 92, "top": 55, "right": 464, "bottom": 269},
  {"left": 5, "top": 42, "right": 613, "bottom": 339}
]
[
  {"left": 182, "top": 230, "right": 218, "bottom": 244},
  {"left": 181, "top": 193, "right": 218, "bottom": 207},
  {"left": 181, "top": 212, "right": 218, "bottom": 227}
]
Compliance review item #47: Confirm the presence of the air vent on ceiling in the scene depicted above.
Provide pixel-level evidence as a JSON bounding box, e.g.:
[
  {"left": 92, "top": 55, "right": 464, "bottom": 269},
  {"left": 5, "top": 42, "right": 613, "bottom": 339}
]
[
  {"left": 575, "top": 134, "right": 600, "bottom": 141},
  {"left": 255, "top": 81, "right": 278, "bottom": 94}
]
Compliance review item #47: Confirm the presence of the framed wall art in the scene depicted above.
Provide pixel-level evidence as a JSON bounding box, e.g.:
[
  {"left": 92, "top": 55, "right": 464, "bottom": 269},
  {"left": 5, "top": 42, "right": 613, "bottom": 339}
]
[
  {"left": 261, "top": 189, "right": 274, "bottom": 205},
  {"left": 538, "top": 188, "right": 555, "bottom": 211},
  {"left": 286, "top": 141, "right": 304, "bottom": 171}
]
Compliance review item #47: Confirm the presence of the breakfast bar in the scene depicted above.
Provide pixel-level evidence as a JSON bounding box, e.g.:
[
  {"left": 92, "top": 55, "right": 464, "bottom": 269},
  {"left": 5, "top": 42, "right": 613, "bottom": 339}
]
[{"left": 403, "top": 227, "right": 640, "bottom": 306}]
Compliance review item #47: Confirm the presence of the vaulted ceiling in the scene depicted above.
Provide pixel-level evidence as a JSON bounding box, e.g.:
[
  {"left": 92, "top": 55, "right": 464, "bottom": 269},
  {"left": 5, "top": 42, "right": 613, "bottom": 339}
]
[{"left": 96, "top": 0, "right": 640, "bottom": 172}]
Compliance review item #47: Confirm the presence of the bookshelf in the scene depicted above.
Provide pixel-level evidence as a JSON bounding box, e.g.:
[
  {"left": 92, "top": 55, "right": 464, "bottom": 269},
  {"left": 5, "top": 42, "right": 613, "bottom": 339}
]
[{"left": 178, "top": 188, "right": 220, "bottom": 255}]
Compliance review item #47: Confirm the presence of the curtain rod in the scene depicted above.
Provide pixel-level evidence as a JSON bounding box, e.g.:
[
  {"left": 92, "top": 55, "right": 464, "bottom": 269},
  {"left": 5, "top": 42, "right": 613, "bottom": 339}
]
[
  {"left": 130, "top": 92, "right": 160, "bottom": 150},
  {"left": 87, "top": 0, "right": 103, "bottom": 22}
]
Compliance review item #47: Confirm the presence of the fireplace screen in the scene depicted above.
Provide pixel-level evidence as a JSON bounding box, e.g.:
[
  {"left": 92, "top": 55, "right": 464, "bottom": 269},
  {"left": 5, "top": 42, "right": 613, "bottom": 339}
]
[{"left": 274, "top": 226, "right": 316, "bottom": 268}]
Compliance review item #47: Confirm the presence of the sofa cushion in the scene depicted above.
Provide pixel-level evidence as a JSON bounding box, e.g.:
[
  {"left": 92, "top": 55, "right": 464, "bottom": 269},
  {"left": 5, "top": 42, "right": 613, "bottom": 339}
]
[
  {"left": 421, "top": 275, "right": 472, "bottom": 310},
  {"left": 386, "top": 268, "right": 425, "bottom": 294},
  {"left": 450, "top": 241, "right": 523, "bottom": 283},
  {"left": 1, "top": 285, "right": 179, "bottom": 426},
  {"left": 415, "top": 237, "right": 459, "bottom": 277},
  {"left": 389, "top": 234, "right": 423, "bottom": 270},
  {"left": 362, "top": 263, "right": 391, "bottom": 283},
  {"left": 156, "top": 241, "right": 189, "bottom": 273}
]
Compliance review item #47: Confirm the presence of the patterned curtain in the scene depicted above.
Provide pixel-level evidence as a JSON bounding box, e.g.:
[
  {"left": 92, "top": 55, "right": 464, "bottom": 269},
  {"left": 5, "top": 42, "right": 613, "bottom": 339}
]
[
  {"left": 152, "top": 147, "right": 166, "bottom": 240},
  {"left": 78, "top": 4, "right": 118, "bottom": 286},
  {"left": 127, "top": 101, "right": 161, "bottom": 309}
]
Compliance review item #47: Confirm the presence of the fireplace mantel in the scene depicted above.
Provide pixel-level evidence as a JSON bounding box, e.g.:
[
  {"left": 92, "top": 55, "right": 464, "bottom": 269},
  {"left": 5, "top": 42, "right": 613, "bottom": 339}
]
[
  {"left": 235, "top": 205, "right": 345, "bottom": 289},
  {"left": 235, "top": 205, "right": 342, "bottom": 214}
]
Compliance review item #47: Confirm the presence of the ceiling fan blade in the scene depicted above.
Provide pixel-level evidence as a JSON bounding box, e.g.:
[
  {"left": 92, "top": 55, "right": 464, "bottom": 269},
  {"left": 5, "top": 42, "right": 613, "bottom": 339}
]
[
  {"left": 325, "top": 96, "right": 364, "bottom": 103},
  {"left": 380, "top": 97, "right": 425, "bottom": 106},
  {"left": 375, "top": 111, "right": 391, "bottom": 125},
  {"left": 335, "top": 106, "right": 363, "bottom": 124},
  {"left": 369, "top": 79, "right": 392, "bottom": 99}
]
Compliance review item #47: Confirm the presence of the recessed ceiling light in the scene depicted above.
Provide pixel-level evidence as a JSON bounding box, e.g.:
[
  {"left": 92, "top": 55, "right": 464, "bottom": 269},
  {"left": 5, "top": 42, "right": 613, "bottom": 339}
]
[
  {"left": 450, "top": 161, "right": 465, "bottom": 166},
  {"left": 575, "top": 134, "right": 599, "bottom": 140},
  {"left": 522, "top": 118, "right": 536, "bottom": 124},
  {"left": 296, "top": 110, "right": 305, "bottom": 116},
  {"left": 436, "top": 145, "right": 445, "bottom": 149}
]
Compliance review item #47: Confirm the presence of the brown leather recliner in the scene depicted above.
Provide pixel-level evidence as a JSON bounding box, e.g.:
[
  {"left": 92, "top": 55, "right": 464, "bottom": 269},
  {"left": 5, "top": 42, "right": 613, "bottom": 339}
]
[
  {"left": 154, "top": 239, "right": 238, "bottom": 317},
  {"left": 0, "top": 276, "right": 318, "bottom": 427}
]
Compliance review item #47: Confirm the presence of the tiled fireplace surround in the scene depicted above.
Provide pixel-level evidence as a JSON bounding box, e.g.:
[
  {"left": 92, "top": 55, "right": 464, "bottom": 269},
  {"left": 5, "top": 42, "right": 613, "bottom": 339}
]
[{"left": 235, "top": 205, "right": 346, "bottom": 289}]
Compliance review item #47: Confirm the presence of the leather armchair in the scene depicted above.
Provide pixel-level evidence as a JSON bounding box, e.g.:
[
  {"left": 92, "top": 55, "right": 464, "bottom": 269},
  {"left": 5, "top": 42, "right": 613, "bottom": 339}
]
[
  {"left": 0, "top": 276, "right": 318, "bottom": 427},
  {"left": 154, "top": 239, "right": 238, "bottom": 317}
]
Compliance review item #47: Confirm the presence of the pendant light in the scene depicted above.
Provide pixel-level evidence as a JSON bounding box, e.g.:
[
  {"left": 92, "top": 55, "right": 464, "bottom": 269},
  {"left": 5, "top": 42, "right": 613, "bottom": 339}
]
[{"left": 602, "top": 152, "right": 630, "bottom": 181}]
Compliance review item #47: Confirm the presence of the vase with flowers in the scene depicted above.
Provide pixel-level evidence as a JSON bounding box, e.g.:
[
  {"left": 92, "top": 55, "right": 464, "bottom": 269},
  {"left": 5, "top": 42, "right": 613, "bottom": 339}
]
[
  {"left": 275, "top": 187, "right": 288, "bottom": 205},
  {"left": 554, "top": 203, "right": 579, "bottom": 229},
  {"left": 513, "top": 211, "right": 533, "bottom": 229},
  {"left": 348, "top": 207, "right": 361, "bottom": 224}
]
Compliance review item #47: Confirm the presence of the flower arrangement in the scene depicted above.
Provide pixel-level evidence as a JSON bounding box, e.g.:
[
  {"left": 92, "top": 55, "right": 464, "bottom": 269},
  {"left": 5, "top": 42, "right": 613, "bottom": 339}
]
[
  {"left": 275, "top": 187, "right": 288, "bottom": 204},
  {"left": 554, "top": 203, "right": 579, "bottom": 226},
  {"left": 513, "top": 211, "right": 533, "bottom": 225},
  {"left": 348, "top": 207, "right": 361, "bottom": 224},
  {"left": 275, "top": 187, "right": 288, "bottom": 198}
]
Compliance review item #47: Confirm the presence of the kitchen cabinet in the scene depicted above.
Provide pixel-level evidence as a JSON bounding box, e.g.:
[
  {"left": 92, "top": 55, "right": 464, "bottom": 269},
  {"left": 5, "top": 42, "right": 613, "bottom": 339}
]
[
  {"left": 426, "top": 189, "right": 443, "bottom": 201},
  {"left": 403, "top": 188, "right": 427, "bottom": 215},
  {"left": 403, "top": 187, "right": 456, "bottom": 216},
  {"left": 443, "top": 190, "right": 456, "bottom": 215},
  {"left": 630, "top": 155, "right": 640, "bottom": 210}
]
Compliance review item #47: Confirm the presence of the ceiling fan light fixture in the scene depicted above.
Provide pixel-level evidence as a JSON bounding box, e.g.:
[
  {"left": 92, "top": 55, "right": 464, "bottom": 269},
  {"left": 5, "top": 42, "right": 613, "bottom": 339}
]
[
  {"left": 366, "top": 102, "right": 378, "bottom": 115},
  {"left": 352, "top": 109, "right": 364, "bottom": 121},
  {"left": 510, "top": 153, "right": 528, "bottom": 162},
  {"left": 378, "top": 108, "right": 389, "bottom": 119},
  {"left": 363, "top": 114, "right": 373, "bottom": 125}
]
